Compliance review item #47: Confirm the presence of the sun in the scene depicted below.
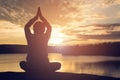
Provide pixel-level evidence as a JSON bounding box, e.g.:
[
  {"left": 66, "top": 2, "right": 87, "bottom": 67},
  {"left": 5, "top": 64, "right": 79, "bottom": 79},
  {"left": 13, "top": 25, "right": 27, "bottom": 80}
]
[
  {"left": 49, "top": 28, "right": 65, "bottom": 45},
  {"left": 49, "top": 38, "right": 63, "bottom": 45}
]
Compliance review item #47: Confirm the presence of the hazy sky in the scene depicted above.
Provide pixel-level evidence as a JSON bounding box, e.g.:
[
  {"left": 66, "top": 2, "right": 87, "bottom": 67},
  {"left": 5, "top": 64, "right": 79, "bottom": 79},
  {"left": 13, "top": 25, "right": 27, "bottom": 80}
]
[{"left": 0, "top": 0, "right": 120, "bottom": 45}]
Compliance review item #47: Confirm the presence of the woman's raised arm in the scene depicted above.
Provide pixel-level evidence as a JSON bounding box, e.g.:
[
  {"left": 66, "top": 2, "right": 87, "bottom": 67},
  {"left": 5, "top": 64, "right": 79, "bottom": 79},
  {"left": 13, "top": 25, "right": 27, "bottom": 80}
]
[
  {"left": 24, "top": 10, "right": 39, "bottom": 39},
  {"left": 38, "top": 7, "right": 52, "bottom": 39}
]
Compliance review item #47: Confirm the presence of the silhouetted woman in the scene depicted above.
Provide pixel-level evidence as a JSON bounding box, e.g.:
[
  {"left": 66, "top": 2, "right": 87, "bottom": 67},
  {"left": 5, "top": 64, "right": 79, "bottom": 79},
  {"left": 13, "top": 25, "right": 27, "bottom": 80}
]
[{"left": 20, "top": 7, "right": 61, "bottom": 72}]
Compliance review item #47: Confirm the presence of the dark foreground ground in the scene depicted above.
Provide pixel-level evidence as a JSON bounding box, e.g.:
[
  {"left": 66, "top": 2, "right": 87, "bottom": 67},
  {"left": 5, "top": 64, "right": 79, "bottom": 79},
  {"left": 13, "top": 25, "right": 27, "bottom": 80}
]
[{"left": 0, "top": 72, "right": 120, "bottom": 80}]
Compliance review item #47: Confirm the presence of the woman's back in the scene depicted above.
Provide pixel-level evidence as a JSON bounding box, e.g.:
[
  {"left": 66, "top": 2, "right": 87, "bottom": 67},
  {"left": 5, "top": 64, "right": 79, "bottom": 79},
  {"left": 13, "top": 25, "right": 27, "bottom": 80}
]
[{"left": 27, "top": 34, "right": 49, "bottom": 63}]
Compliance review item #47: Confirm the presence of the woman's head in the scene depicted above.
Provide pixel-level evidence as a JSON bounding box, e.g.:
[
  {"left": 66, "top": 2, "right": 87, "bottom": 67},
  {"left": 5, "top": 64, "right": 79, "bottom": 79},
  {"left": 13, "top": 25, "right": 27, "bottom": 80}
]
[{"left": 33, "top": 21, "right": 45, "bottom": 35}]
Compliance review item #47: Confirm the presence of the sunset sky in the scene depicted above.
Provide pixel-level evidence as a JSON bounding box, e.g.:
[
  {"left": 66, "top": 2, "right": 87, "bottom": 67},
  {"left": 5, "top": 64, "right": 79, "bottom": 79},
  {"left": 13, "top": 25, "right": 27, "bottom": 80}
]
[{"left": 0, "top": 0, "right": 120, "bottom": 45}]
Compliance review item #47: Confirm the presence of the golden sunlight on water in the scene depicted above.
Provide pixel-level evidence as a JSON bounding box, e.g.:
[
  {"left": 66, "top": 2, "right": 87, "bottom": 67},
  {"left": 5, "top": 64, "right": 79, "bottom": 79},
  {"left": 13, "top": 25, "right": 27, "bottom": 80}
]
[{"left": 48, "top": 53, "right": 76, "bottom": 72}]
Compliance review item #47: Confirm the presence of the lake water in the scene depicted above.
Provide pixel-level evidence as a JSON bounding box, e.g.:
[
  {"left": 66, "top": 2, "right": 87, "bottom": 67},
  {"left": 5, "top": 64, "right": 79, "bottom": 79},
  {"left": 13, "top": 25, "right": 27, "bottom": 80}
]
[{"left": 0, "top": 53, "right": 120, "bottom": 78}]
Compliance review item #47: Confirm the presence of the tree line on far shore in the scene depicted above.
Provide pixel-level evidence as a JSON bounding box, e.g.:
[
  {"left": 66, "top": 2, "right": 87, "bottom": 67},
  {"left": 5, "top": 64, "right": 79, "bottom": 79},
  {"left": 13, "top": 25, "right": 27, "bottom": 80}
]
[{"left": 0, "top": 42, "right": 120, "bottom": 57}]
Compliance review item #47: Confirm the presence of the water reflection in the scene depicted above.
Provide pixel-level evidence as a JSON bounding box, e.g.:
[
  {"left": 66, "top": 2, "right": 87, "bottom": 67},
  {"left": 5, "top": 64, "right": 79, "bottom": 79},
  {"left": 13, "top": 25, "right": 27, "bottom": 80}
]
[
  {"left": 0, "top": 53, "right": 120, "bottom": 78},
  {"left": 48, "top": 53, "right": 120, "bottom": 78}
]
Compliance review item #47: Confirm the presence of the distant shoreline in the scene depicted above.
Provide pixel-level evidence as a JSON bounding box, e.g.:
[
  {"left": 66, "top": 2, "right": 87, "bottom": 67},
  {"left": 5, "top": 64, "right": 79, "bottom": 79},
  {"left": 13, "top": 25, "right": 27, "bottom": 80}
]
[{"left": 0, "top": 42, "right": 120, "bottom": 57}]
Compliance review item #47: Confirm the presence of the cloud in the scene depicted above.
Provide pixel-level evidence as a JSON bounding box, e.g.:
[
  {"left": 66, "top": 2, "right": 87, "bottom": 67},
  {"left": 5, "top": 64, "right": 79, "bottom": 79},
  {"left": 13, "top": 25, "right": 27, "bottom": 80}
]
[
  {"left": 0, "top": 0, "right": 67, "bottom": 26},
  {"left": 62, "top": 25, "right": 108, "bottom": 35},
  {"left": 86, "top": 23, "right": 120, "bottom": 33},
  {"left": 0, "top": 0, "right": 120, "bottom": 26},
  {"left": 61, "top": 23, "right": 120, "bottom": 42},
  {"left": 77, "top": 31, "right": 120, "bottom": 40},
  {"left": 0, "top": 0, "right": 49, "bottom": 25},
  {"left": 91, "top": 23, "right": 120, "bottom": 27},
  {"left": 0, "top": 0, "right": 120, "bottom": 45},
  {"left": 0, "top": 20, "right": 25, "bottom": 44},
  {"left": 50, "top": 0, "right": 120, "bottom": 27}
]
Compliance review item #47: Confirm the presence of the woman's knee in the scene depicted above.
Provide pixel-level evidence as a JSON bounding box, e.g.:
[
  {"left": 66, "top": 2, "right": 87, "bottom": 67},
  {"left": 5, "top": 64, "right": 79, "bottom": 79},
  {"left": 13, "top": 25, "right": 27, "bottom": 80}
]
[
  {"left": 50, "top": 62, "right": 61, "bottom": 70},
  {"left": 20, "top": 61, "right": 26, "bottom": 66},
  {"left": 19, "top": 61, "right": 27, "bottom": 70}
]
